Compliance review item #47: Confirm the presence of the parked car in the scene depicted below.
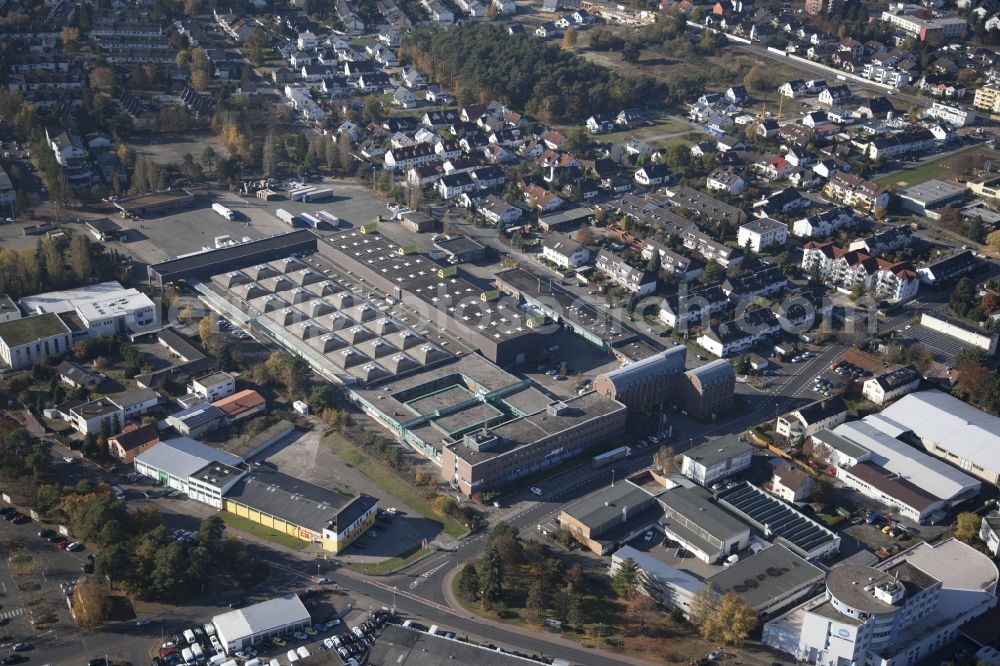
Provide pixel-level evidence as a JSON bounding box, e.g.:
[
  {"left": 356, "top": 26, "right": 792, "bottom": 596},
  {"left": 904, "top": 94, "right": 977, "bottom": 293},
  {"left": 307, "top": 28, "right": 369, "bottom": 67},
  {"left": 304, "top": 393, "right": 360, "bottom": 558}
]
[{"left": 530, "top": 487, "right": 543, "bottom": 496}]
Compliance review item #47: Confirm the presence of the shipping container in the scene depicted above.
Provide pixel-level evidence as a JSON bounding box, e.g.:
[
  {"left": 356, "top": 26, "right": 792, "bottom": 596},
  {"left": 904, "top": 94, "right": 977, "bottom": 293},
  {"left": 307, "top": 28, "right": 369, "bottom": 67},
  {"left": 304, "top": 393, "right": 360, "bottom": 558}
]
[
  {"left": 316, "top": 210, "right": 340, "bottom": 227},
  {"left": 212, "top": 202, "right": 235, "bottom": 220},
  {"left": 275, "top": 209, "right": 298, "bottom": 225},
  {"left": 299, "top": 212, "right": 322, "bottom": 228},
  {"left": 303, "top": 188, "right": 333, "bottom": 202},
  {"left": 289, "top": 187, "right": 317, "bottom": 201}
]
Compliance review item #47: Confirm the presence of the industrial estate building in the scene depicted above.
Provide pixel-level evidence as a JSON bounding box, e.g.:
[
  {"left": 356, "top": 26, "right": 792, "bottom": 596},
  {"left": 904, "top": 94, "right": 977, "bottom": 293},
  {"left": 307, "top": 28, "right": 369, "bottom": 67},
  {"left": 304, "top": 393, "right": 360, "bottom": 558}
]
[
  {"left": 135, "top": 437, "right": 377, "bottom": 552},
  {"left": 763, "top": 539, "right": 998, "bottom": 666}
]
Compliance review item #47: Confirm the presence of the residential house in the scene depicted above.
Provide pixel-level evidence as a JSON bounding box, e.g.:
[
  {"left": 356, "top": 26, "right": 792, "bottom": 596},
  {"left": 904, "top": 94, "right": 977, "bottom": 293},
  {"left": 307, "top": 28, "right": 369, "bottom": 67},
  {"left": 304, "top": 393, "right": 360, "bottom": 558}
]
[
  {"left": 437, "top": 173, "right": 477, "bottom": 200},
  {"left": 475, "top": 195, "right": 522, "bottom": 226},
  {"left": 819, "top": 84, "right": 851, "bottom": 105},
  {"left": 791, "top": 207, "right": 855, "bottom": 238},
  {"left": 542, "top": 232, "right": 591, "bottom": 268},
  {"left": 722, "top": 264, "right": 788, "bottom": 301},
  {"left": 775, "top": 396, "right": 848, "bottom": 442},
  {"left": 634, "top": 164, "right": 671, "bottom": 187},
  {"left": 823, "top": 172, "right": 889, "bottom": 213},
  {"left": 697, "top": 307, "right": 781, "bottom": 357},
  {"left": 770, "top": 462, "right": 814, "bottom": 502},
  {"left": 862, "top": 365, "right": 921, "bottom": 406},
  {"left": 737, "top": 218, "right": 788, "bottom": 252},
  {"left": 595, "top": 250, "right": 656, "bottom": 296},
  {"left": 658, "top": 284, "right": 728, "bottom": 329},
  {"left": 707, "top": 169, "right": 745, "bottom": 195},
  {"left": 56, "top": 359, "right": 101, "bottom": 389},
  {"left": 108, "top": 422, "right": 160, "bottom": 464},
  {"left": 522, "top": 183, "right": 564, "bottom": 211}
]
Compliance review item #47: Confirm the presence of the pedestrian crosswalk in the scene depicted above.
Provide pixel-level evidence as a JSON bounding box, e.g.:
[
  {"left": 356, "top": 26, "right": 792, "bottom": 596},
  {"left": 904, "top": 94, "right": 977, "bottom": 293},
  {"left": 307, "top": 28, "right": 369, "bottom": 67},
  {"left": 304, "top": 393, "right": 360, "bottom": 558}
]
[{"left": 0, "top": 607, "right": 25, "bottom": 620}]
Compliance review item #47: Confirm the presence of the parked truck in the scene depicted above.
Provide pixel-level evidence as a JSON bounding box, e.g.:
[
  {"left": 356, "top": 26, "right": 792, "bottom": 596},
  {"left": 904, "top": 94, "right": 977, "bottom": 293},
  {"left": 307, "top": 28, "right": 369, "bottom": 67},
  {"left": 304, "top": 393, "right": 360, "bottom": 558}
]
[
  {"left": 303, "top": 188, "right": 333, "bottom": 202},
  {"left": 299, "top": 212, "right": 321, "bottom": 228},
  {"left": 592, "top": 445, "right": 631, "bottom": 468},
  {"left": 212, "top": 202, "right": 236, "bottom": 220},
  {"left": 276, "top": 208, "right": 298, "bottom": 226},
  {"left": 316, "top": 210, "right": 340, "bottom": 227}
]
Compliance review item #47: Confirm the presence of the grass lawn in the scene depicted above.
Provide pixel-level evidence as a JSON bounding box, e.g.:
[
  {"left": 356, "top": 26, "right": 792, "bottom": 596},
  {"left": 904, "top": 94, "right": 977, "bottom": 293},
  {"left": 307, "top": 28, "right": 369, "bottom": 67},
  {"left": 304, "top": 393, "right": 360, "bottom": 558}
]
[
  {"left": 220, "top": 512, "right": 309, "bottom": 551},
  {"left": 451, "top": 562, "right": 713, "bottom": 662},
  {"left": 341, "top": 544, "right": 432, "bottom": 575},
  {"left": 323, "top": 430, "right": 467, "bottom": 539},
  {"left": 876, "top": 145, "right": 1000, "bottom": 187}
]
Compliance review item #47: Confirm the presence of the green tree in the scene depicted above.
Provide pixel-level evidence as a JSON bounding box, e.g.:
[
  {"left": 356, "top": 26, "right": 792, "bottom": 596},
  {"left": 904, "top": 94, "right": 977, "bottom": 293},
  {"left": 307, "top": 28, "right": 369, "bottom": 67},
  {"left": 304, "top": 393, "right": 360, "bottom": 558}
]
[
  {"left": 955, "top": 512, "right": 981, "bottom": 542},
  {"left": 477, "top": 543, "right": 505, "bottom": 608},
  {"left": 526, "top": 580, "right": 546, "bottom": 621},
  {"left": 647, "top": 249, "right": 661, "bottom": 274},
  {"left": 700, "top": 261, "right": 724, "bottom": 285},
  {"left": 562, "top": 26, "right": 577, "bottom": 48},
  {"left": 621, "top": 41, "right": 642, "bottom": 63},
  {"left": 564, "top": 128, "right": 591, "bottom": 155},
  {"left": 68, "top": 234, "right": 91, "bottom": 282},
  {"left": 612, "top": 557, "right": 640, "bottom": 599},
  {"left": 457, "top": 562, "right": 479, "bottom": 601},
  {"left": 950, "top": 277, "right": 977, "bottom": 317}
]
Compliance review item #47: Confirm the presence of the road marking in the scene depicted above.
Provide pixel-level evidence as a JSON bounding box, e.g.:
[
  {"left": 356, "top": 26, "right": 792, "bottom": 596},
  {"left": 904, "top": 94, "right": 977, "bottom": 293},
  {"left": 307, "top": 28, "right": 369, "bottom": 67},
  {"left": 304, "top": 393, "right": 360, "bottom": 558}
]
[{"left": 0, "top": 608, "right": 25, "bottom": 620}]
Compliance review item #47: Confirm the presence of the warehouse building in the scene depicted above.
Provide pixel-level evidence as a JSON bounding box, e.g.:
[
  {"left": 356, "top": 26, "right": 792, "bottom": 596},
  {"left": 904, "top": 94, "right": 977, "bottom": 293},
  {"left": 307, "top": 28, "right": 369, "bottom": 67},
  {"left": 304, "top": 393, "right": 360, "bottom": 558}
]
[
  {"left": 0, "top": 312, "right": 75, "bottom": 369},
  {"left": 658, "top": 486, "right": 752, "bottom": 564},
  {"left": 148, "top": 230, "right": 318, "bottom": 287},
  {"left": 919, "top": 312, "right": 998, "bottom": 357},
  {"left": 113, "top": 188, "right": 195, "bottom": 217},
  {"left": 705, "top": 544, "right": 825, "bottom": 618},
  {"left": 593, "top": 347, "right": 687, "bottom": 416},
  {"left": 352, "top": 353, "right": 627, "bottom": 496},
  {"left": 678, "top": 360, "right": 736, "bottom": 420},
  {"left": 316, "top": 229, "right": 544, "bottom": 366},
  {"left": 134, "top": 437, "right": 243, "bottom": 495},
  {"left": 166, "top": 402, "right": 229, "bottom": 437},
  {"left": 829, "top": 419, "right": 980, "bottom": 522},
  {"left": 610, "top": 545, "right": 704, "bottom": 617},
  {"left": 559, "top": 480, "right": 663, "bottom": 555},
  {"left": 717, "top": 482, "right": 840, "bottom": 560},
  {"left": 212, "top": 594, "right": 312, "bottom": 654},
  {"left": 222, "top": 468, "right": 378, "bottom": 553},
  {"left": 878, "top": 391, "right": 1000, "bottom": 486}
]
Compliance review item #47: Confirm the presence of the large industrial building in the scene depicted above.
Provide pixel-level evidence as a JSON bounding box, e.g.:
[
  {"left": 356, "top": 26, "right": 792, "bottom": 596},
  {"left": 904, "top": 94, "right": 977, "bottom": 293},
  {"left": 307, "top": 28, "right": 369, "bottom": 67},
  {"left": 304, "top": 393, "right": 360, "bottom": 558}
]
[
  {"left": 19, "top": 281, "right": 158, "bottom": 338},
  {"left": 223, "top": 469, "right": 378, "bottom": 554},
  {"left": 315, "top": 229, "right": 544, "bottom": 366},
  {"left": 148, "top": 230, "right": 319, "bottom": 287},
  {"left": 593, "top": 347, "right": 687, "bottom": 415},
  {"left": 717, "top": 482, "right": 840, "bottom": 560},
  {"left": 135, "top": 437, "right": 377, "bottom": 552},
  {"left": 822, "top": 418, "right": 981, "bottom": 523},
  {"left": 763, "top": 539, "right": 998, "bottom": 666},
  {"left": 878, "top": 391, "right": 1000, "bottom": 486},
  {"left": 351, "top": 353, "right": 626, "bottom": 495}
]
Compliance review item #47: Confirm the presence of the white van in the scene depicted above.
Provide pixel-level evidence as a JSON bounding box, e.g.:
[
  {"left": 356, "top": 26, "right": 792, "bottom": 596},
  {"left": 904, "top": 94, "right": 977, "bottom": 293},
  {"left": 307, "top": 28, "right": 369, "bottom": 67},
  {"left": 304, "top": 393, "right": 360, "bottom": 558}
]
[
  {"left": 208, "top": 655, "right": 226, "bottom": 666},
  {"left": 183, "top": 629, "right": 197, "bottom": 645},
  {"left": 724, "top": 554, "right": 739, "bottom": 567},
  {"left": 190, "top": 643, "right": 204, "bottom": 660},
  {"left": 286, "top": 650, "right": 299, "bottom": 663},
  {"left": 296, "top": 647, "right": 310, "bottom": 658},
  {"left": 181, "top": 648, "right": 194, "bottom": 664}
]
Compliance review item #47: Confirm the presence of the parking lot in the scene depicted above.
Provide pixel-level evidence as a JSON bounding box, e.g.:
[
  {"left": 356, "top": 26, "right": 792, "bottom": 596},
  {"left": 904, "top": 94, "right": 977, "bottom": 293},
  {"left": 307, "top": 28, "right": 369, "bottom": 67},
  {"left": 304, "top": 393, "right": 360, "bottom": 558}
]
[
  {"left": 100, "top": 178, "right": 391, "bottom": 268},
  {"left": 905, "top": 323, "right": 970, "bottom": 363},
  {"left": 0, "top": 507, "right": 90, "bottom": 655}
]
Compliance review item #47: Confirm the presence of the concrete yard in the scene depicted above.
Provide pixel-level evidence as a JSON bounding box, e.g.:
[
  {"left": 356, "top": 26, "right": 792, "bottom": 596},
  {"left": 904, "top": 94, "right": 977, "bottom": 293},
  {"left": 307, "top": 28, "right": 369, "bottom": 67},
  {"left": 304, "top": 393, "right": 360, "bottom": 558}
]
[
  {"left": 259, "top": 428, "right": 444, "bottom": 560},
  {"left": 99, "top": 179, "right": 391, "bottom": 267}
]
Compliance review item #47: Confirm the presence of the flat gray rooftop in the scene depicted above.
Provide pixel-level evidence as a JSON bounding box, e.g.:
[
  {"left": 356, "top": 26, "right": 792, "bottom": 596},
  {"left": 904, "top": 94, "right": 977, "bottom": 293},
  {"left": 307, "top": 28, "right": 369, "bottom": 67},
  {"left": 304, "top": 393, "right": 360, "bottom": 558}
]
[{"left": 706, "top": 544, "right": 824, "bottom": 610}]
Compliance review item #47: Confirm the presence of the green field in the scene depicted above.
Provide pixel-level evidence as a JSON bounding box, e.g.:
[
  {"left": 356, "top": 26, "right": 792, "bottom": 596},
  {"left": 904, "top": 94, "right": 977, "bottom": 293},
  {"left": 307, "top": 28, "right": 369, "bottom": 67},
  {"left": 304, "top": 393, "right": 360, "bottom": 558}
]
[
  {"left": 323, "top": 431, "right": 467, "bottom": 539},
  {"left": 876, "top": 145, "right": 1000, "bottom": 187}
]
